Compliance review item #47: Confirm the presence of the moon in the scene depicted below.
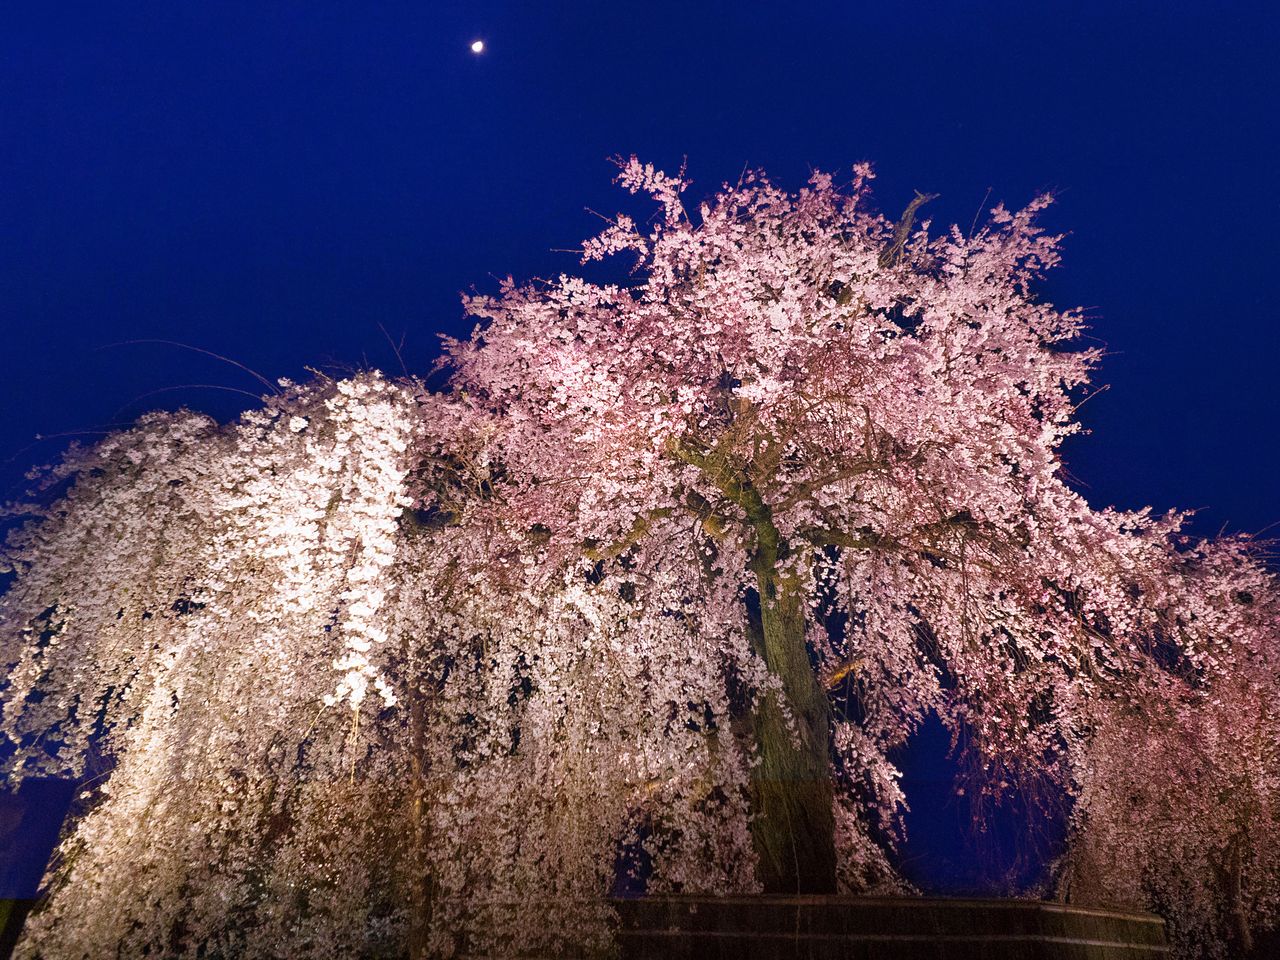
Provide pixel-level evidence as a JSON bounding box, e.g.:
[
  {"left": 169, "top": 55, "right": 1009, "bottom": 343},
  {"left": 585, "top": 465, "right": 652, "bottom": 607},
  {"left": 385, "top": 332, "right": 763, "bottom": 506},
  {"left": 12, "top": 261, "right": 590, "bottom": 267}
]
[{"left": 470, "top": 40, "right": 484, "bottom": 54}]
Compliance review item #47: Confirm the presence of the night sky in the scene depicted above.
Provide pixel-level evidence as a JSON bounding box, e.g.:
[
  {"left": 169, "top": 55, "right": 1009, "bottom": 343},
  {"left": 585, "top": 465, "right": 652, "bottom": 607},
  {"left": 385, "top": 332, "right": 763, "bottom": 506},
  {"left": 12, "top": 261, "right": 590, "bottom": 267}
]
[{"left": 3, "top": 1, "right": 1279, "bottom": 894}]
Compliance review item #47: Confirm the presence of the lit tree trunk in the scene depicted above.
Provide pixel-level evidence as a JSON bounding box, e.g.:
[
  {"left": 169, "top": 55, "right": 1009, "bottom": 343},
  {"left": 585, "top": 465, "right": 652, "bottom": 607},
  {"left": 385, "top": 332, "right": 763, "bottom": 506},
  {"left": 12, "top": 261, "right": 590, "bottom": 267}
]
[
  {"left": 671, "top": 437, "right": 838, "bottom": 892},
  {"left": 405, "top": 647, "right": 434, "bottom": 960},
  {"left": 747, "top": 518, "right": 837, "bottom": 894},
  {"left": 1228, "top": 833, "right": 1254, "bottom": 956},
  {"left": 407, "top": 750, "right": 432, "bottom": 960}
]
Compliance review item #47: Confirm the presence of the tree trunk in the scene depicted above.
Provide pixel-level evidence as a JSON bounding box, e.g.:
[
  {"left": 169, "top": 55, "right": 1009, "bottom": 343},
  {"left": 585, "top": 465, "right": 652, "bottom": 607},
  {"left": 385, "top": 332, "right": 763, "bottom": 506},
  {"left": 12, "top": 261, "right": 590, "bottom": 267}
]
[
  {"left": 407, "top": 677, "right": 434, "bottom": 960},
  {"left": 407, "top": 757, "right": 432, "bottom": 960},
  {"left": 666, "top": 438, "right": 838, "bottom": 891},
  {"left": 1228, "top": 834, "right": 1254, "bottom": 956},
  {"left": 747, "top": 561, "right": 837, "bottom": 894}
]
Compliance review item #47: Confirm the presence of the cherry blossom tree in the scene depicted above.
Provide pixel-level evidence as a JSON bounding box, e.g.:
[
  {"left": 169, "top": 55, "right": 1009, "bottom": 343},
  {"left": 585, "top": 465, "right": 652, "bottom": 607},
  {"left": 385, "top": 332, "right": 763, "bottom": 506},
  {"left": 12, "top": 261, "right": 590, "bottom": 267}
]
[
  {"left": 1061, "top": 537, "right": 1280, "bottom": 958},
  {"left": 443, "top": 158, "right": 1257, "bottom": 895},
  {"left": 2, "top": 158, "right": 1276, "bottom": 958}
]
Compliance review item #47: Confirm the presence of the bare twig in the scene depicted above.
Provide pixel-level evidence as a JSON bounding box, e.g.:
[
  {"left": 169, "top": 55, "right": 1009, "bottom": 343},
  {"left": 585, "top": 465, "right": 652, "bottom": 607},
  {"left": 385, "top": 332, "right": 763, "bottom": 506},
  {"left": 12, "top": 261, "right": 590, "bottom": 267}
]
[{"left": 879, "top": 191, "right": 940, "bottom": 268}]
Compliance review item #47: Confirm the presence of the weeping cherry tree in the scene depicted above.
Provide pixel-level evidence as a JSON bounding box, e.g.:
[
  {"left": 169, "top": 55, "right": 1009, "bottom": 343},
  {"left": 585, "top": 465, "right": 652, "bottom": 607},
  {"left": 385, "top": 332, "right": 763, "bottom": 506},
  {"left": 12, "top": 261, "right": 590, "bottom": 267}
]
[{"left": 2, "top": 158, "right": 1276, "bottom": 959}]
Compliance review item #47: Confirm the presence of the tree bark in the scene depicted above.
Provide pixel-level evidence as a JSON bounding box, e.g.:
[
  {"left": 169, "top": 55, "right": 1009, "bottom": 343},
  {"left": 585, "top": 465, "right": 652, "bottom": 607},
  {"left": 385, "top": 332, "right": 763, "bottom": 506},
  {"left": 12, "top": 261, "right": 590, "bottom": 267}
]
[
  {"left": 747, "top": 552, "right": 837, "bottom": 893},
  {"left": 668, "top": 436, "right": 838, "bottom": 892},
  {"left": 406, "top": 669, "right": 434, "bottom": 960},
  {"left": 1229, "top": 834, "right": 1254, "bottom": 956}
]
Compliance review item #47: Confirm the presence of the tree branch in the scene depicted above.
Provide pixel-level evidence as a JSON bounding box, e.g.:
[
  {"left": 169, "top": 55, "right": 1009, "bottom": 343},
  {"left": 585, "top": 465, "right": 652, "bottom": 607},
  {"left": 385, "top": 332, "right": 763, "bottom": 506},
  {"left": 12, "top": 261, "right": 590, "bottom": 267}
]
[
  {"left": 583, "top": 507, "right": 675, "bottom": 561},
  {"left": 878, "top": 191, "right": 939, "bottom": 268}
]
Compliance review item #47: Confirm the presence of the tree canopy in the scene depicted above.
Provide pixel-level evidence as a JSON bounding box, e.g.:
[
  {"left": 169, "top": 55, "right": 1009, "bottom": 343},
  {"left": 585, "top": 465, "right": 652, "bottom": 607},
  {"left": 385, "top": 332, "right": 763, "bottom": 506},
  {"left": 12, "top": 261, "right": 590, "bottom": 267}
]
[{"left": 3, "top": 159, "right": 1277, "bottom": 959}]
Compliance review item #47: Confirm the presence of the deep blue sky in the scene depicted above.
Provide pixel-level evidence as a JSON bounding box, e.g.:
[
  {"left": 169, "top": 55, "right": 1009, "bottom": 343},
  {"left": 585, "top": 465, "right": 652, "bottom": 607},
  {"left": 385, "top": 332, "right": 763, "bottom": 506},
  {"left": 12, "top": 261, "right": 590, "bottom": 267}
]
[
  {"left": 2, "top": 0, "right": 1278, "bottom": 892},
  {"left": 3, "top": 1, "right": 1279, "bottom": 536}
]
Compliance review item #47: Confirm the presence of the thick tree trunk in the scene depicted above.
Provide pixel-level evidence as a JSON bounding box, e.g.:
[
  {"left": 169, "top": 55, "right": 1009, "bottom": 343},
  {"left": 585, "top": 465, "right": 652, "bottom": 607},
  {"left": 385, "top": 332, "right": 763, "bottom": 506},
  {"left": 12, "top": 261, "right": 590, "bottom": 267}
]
[
  {"left": 747, "top": 561, "right": 837, "bottom": 894},
  {"left": 1228, "top": 835, "right": 1254, "bottom": 956},
  {"left": 668, "top": 436, "right": 838, "bottom": 892},
  {"left": 407, "top": 759, "right": 432, "bottom": 960},
  {"left": 407, "top": 680, "right": 434, "bottom": 960}
]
